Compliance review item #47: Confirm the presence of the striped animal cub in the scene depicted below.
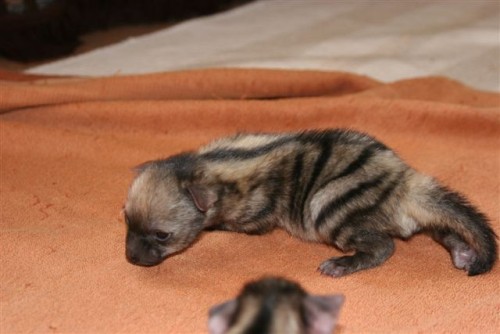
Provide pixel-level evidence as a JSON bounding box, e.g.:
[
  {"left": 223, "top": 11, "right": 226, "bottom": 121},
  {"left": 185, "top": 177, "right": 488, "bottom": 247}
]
[
  {"left": 124, "top": 129, "right": 497, "bottom": 276},
  {"left": 208, "top": 277, "right": 344, "bottom": 334}
]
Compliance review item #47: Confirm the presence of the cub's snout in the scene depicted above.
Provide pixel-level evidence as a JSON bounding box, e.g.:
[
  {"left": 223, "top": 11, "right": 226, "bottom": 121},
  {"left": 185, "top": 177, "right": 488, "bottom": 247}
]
[{"left": 125, "top": 230, "right": 167, "bottom": 267}]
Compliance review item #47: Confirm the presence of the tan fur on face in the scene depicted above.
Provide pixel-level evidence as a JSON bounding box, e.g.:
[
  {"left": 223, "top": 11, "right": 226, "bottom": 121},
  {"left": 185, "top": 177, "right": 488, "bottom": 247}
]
[
  {"left": 270, "top": 303, "right": 303, "bottom": 334},
  {"left": 226, "top": 297, "right": 261, "bottom": 334},
  {"left": 125, "top": 165, "right": 206, "bottom": 257}
]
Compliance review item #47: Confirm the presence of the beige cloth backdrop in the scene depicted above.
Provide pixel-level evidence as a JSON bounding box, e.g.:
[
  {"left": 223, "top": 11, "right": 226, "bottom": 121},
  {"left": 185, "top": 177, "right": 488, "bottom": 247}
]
[{"left": 27, "top": 0, "right": 500, "bottom": 92}]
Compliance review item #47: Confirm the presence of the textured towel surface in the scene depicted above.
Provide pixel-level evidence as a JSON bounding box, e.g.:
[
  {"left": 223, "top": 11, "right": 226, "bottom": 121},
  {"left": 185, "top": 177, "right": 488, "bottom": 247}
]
[{"left": 1, "top": 69, "right": 499, "bottom": 333}]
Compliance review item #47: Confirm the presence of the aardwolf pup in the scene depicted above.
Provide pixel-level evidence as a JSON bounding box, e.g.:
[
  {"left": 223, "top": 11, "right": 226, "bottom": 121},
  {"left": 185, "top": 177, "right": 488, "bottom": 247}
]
[
  {"left": 208, "top": 277, "right": 344, "bottom": 334},
  {"left": 124, "top": 129, "right": 497, "bottom": 277}
]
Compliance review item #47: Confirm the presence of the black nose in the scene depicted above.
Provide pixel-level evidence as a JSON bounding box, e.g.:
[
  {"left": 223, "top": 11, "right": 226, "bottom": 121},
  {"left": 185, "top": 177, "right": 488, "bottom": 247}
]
[
  {"left": 126, "top": 251, "right": 140, "bottom": 264},
  {"left": 125, "top": 231, "right": 165, "bottom": 266},
  {"left": 126, "top": 249, "right": 163, "bottom": 267}
]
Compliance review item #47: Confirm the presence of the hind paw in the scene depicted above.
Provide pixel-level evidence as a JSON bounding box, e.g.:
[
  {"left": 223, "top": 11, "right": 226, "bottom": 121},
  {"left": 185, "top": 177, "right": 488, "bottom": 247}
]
[
  {"left": 451, "top": 246, "right": 477, "bottom": 272},
  {"left": 318, "top": 257, "right": 350, "bottom": 277}
]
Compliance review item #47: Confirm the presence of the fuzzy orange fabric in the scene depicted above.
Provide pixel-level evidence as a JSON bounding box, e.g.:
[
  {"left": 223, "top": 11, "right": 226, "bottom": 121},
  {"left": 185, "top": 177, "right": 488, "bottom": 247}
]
[{"left": 1, "top": 69, "right": 498, "bottom": 333}]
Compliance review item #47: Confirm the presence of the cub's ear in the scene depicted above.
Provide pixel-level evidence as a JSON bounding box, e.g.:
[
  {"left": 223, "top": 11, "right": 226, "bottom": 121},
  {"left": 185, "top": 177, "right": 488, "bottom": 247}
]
[
  {"left": 208, "top": 299, "right": 238, "bottom": 334},
  {"left": 304, "top": 294, "right": 345, "bottom": 334},
  {"left": 186, "top": 185, "right": 218, "bottom": 213}
]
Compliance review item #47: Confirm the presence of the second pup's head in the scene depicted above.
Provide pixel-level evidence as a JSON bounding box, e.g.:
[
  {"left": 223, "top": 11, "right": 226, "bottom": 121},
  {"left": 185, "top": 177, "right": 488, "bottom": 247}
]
[{"left": 208, "top": 277, "right": 344, "bottom": 334}]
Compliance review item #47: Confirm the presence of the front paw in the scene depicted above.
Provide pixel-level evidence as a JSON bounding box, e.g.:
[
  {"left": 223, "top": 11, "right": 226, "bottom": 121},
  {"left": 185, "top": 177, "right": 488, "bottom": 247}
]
[{"left": 318, "top": 257, "right": 349, "bottom": 277}]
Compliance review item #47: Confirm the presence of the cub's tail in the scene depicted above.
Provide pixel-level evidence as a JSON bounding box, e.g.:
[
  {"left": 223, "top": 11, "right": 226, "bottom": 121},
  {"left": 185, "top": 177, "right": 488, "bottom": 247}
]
[{"left": 406, "top": 174, "right": 497, "bottom": 276}]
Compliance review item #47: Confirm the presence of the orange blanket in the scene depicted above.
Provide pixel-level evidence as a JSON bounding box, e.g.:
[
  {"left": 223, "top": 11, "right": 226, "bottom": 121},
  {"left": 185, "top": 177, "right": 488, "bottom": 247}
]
[{"left": 1, "top": 69, "right": 498, "bottom": 333}]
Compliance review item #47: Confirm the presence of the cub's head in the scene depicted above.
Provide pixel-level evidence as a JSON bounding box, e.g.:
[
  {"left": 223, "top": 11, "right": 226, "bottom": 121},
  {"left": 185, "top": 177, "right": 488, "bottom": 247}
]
[
  {"left": 124, "top": 158, "right": 217, "bottom": 266},
  {"left": 208, "top": 277, "right": 344, "bottom": 334}
]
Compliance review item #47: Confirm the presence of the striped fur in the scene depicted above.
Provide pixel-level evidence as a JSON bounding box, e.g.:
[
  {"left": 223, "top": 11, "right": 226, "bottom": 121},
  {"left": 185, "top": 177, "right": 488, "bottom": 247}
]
[
  {"left": 208, "top": 277, "right": 344, "bottom": 334},
  {"left": 124, "top": 129, "right": 497, "bottom": 276}
]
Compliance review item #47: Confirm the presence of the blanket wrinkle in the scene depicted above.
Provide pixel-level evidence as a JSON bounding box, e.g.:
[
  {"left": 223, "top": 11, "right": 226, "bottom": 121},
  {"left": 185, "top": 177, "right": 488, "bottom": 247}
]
[
  {"left": 1, "top": 69, "right": 498, "bottom": 115},
  {"left": 0, "top": 68, "right": 498, "bottom": 334},
  {"left": 0, "top": 69, "right": 380, "bottom": 113}
]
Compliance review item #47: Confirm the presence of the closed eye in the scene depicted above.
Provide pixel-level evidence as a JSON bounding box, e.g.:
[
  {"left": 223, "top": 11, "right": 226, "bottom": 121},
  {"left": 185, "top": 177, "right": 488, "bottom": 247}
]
[{"left": 154, "top": 231, "right": 172, "bottom": 242}]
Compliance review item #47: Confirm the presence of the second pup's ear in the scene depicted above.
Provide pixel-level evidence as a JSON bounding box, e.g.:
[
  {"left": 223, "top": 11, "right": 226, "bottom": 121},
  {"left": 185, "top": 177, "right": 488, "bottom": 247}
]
[
  {"left": 186, "top": 185, "right": 218, "bottom": 212},
  {"left": 304, "top": 294, "right": 345, "bottom": 334},
  {"left": 207, "top": 299, "right": 237, "bottom": 334}
]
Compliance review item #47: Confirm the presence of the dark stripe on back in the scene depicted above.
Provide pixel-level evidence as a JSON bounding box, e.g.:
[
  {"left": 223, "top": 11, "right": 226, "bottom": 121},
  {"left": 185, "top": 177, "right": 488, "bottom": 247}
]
[
  {"left": 200, "top": 136, "right": 294, "bottom": 161},
  {"left": 289, "top": 151, "right": 305, "bottom": 223},
  {"left": 334, "top": 143, "right": 383, "bottom": 180},
  {"left": 299, "top": 137, "right": 333, "bottom": 227},
  {"left": 241, "top": 162, "right": 286, "bottom": 225},
  {"left": 329, "top": 174, "right": 400, "bottom": 243},
  {"left": 315, "top": 172, "right": 389, "bottom": 229},
  {"left": 316, "top": 142, "right": 387, "bottom": 192},
  {"left": 317, "top": 142, "right": 388, "bottom": 204}
]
